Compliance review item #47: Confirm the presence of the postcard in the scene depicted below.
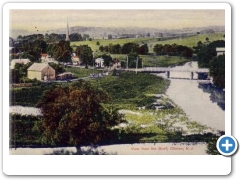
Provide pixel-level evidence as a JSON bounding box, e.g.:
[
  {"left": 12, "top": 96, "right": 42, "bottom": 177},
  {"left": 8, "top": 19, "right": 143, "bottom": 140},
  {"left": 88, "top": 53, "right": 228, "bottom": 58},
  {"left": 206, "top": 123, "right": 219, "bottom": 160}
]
[{"left": 3, "top": 2, "right": 232, "bottom": 175}]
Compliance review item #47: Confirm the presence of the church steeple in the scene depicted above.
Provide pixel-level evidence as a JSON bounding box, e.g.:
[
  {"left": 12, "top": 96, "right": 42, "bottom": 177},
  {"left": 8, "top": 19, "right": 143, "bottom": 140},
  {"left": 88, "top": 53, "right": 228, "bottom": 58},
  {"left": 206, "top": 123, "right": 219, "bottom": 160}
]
[{"left": 65, "top": 21, "right": 70, "bottom": 41}]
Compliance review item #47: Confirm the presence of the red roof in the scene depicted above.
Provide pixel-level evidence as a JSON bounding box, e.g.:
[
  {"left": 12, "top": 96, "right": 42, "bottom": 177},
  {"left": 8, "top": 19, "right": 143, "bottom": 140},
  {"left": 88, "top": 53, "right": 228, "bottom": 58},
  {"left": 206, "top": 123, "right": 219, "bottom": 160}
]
[{"left": 41, "top": 53, "right": 47, "bottom": 57}]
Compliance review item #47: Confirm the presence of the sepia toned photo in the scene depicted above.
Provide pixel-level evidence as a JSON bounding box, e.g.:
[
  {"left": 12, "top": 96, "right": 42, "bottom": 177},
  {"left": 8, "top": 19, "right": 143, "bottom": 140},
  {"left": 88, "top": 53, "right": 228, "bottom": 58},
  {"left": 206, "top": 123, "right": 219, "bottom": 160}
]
[{"left": 9, "top": 8, "right": 225, "bottom": 155}]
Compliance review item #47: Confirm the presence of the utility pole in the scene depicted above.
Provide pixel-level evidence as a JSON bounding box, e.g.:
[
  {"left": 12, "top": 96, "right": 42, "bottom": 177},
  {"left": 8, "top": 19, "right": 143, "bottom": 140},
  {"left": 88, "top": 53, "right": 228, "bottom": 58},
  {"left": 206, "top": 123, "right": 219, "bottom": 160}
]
[
  {"left": 126, "top": 55, "right": 128, "bottom": 70},
  {"left": 136, "top": 56, "right": 138, "bottom": 74},
  {"left": 92, "top": 52, "right": 95, "bottom": 75}
]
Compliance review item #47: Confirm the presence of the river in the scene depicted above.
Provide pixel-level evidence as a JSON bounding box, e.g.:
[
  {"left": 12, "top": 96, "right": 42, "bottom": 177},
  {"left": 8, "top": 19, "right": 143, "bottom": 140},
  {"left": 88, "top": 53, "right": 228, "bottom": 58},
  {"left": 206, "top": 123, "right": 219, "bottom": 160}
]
[{"left": 163, "top": 61, "right": 225, "bottom": 132}]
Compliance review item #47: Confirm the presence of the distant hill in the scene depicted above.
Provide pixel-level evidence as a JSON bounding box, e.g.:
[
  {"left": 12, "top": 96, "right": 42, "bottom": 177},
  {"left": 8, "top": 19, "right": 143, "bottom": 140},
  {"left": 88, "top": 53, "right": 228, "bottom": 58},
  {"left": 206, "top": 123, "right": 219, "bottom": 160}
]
[{"left": 10, "top": 25, "right": 225, "bottom": 39}]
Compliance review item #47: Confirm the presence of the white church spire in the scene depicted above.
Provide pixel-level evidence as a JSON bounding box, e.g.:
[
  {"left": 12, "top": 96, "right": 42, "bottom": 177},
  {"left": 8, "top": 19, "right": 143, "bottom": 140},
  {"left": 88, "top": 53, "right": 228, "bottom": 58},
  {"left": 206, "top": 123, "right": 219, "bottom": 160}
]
[{"left": 65, "top": 21, "right": 70, "bottom": 41}]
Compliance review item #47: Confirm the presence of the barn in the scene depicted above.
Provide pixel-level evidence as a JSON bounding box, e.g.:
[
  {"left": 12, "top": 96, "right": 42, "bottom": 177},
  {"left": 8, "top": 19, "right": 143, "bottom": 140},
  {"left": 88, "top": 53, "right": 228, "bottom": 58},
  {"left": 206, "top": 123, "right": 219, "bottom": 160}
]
[{"left": 27, "top": 63, "right": 55, "bottom": 81}]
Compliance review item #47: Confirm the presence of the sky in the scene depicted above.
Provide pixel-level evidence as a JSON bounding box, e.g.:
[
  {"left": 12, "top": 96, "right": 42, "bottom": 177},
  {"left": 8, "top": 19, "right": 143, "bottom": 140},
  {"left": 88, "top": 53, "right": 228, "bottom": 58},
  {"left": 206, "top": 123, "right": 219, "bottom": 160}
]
[{"left": 9, "top": 9, "right": 225, "bottom": 32}]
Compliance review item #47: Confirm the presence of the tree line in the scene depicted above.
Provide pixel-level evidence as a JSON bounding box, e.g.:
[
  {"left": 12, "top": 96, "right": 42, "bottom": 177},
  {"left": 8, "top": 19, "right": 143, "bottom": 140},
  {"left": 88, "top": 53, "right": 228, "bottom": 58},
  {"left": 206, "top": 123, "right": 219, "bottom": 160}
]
[
  {"left": 194, "top": 40, "right": 225, "bottom": 89},
  {"left": 153, "top": 43, "right": 193, "bottom": 57},
  {"left": 99, "top": 42, "right": 149, "bottom": 55},
  {"left": 15, "top": 33, "right": 91, "bottom": 43}
]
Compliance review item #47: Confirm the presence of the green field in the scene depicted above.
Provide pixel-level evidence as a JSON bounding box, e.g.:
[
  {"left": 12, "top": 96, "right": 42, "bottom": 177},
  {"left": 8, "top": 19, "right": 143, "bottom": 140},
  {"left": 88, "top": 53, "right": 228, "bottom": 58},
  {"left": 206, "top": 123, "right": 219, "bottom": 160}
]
[
  {"left": 71, "top": 37, "right": 156, "bottom": 52},
  {"left": 147, "top": 33, "right": 225, "bottom": 52},
  {"left": 64, "top": 67, "right": 102, "bottom": 78},
  {"left": 90, "top": 72, "right": 170, "bottom": 109},
  {"left": 71, "top": 33, "right": 224, "bottom": 53}
]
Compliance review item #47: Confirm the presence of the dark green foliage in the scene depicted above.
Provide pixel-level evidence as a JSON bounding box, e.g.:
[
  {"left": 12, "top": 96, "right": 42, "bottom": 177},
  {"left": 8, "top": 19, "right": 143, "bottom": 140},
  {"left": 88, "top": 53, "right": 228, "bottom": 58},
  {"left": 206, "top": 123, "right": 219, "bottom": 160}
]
[
  {"left": 153, "top": 43, "right": 193, "bottom": 57},
  {"left": 195, "top": 40, "right": 225, "bottom": 68},
  {"left": 138, "top": 44, "right": 149, "bottom": 55},
  {"left": 194, "top": 40, "right": 225, "bottom": 89},
  {"left": 101, "top": 54, "right": 113, "bottom": 67},
  {"left": 10, "top": 84, "right": 53, "bottom": 106},
  {"left": 48, "top": 62, "right": 65, "bottom": 75},
  {"left": 13, "top": 38, "right": 47, "bottom": 62},
  {"left": 75, "top": 45, "right": 93, "bottom": 68},
  {"left": 10, "top": 114, "right": 43, "bottom": 148},
  {"left": 121, "top": 42, "right": 139, "bottom": 54},
  {"left": 127, "top": 53, "right": 142, "bottom": 68},
  {"left": 10, "top": 62, "right": 33, "bottom": 83},
  {"left": 69, "top": 33, "right": 83, "bottom": 42},
  {"left": 209, "top": 55, "right": 225, "bottom": 89},
  {"left": 91, "top": 72, "right": 169, "bottom": 108},
  {"left": 53, "top": 40, "right": 72, "bottom": 62},
  {"left": 37, "top": 81, "right": 124, "bottom": 147},
  {"left": 44, "top": 33, "right": 65, "bottom": 42},
  {"left": 206, "top": 137, "right": 221, "bottom": 155}
]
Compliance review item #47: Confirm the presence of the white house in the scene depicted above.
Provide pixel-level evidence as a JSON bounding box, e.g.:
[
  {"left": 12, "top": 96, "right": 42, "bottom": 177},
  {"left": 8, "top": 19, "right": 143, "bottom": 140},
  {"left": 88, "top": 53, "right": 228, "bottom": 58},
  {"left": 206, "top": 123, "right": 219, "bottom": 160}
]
[
  {"left": 10, "top": 59, "right": 31, "bottom": 69},
  {"left": 216, "top": 47, "right": 225, "bottom": 56},
  {"left": 41, "top": 53, "right": 56, "bottom": 63},
  {"left": 95, "top": 58, "right": 104, "bottom": 67}
]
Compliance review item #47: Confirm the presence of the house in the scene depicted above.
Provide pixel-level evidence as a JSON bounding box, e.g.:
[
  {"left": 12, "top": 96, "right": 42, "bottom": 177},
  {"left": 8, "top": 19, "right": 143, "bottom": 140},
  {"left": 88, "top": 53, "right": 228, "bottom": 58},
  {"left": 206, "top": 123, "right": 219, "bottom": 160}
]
[
  {"left": 216, "top": 47, "right": 225, "bottom": 56},
  {"left": 41, "top": 53, "right": 56, "bottom": 63},
  {"left": 95, "top": 58, "right": 104, "bottom": 67},
  {"left": 28, "top": 63, "right": 55, "bottom": 81},
  {"left": 10, "top": 59, "right": 31, "bottom": 69},
  {"left": 71, "top": 56, "right": 81, "bottom": 65},
  {"left": 112, "top": 59, "right": 121, "bottom": 69}
]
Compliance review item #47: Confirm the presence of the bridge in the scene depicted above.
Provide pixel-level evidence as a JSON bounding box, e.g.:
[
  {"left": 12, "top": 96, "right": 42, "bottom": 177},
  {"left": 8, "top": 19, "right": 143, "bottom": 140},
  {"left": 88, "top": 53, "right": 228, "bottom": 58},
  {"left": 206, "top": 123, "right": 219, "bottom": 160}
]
[{"left": 123, "top": 67, "right": 209, "bottom": 79}]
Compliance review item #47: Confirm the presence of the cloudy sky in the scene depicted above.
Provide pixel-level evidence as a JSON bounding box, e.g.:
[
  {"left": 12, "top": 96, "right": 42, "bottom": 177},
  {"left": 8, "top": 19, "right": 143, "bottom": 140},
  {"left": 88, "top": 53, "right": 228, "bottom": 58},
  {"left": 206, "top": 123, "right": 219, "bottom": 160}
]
[{"left": 9, "top": 9, "right": 225, "bottom": 32}]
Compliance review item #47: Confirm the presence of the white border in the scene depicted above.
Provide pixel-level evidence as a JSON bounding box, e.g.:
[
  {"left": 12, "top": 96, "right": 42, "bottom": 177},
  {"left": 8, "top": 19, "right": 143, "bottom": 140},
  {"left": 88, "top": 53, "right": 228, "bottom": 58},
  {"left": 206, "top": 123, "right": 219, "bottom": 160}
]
[{"left": 3, "top": 3, "right": 231, "bottom": 175}]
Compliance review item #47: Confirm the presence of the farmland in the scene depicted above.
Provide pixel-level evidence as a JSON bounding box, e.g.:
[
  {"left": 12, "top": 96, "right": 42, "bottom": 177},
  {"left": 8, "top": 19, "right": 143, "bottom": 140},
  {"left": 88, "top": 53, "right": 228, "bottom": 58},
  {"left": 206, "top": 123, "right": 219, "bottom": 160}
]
[{"left": 71, "top": 33, "right": 225, "bottom": 53}]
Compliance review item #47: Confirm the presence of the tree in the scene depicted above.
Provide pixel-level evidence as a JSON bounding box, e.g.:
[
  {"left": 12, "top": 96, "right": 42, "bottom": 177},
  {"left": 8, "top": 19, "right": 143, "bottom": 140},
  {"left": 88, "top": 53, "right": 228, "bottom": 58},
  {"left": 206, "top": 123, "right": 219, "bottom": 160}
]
[
  {"left": 37, "top": 80, "right": 124, "bottom": 147},
  {"left": 48, "top": 62, "right": 65, "bottom": 75},
  {"left": 96, "top": 41, "right": 100, "bottom": 46},
  {"left": 138, "top": 44, "right": 149, "bottom": 55},
  {"left": 153, "top": 44, "right": 164, "bottom": 55},
  {"left": 196, "top": 40, "right": 225, "bottom": 68},
  {"left": 206, "top": 37, "right": 209, "bottom": 42},
  {"left": 121, "top": 42, "right": 139, "bottom": 54},
  {"left": 101, "top": 54, "right": 113, "bottom": 67},
  {"left": 10, "top": 62, "right": 33, "bottom": 83},
  {"left": 83, "top": 34, "right": 90, "bottom": 41},
  {"left": 209, "top": 55, "right": 225, "bottom": 89},
  {"left": 53, "top": 40, "right": 72, "bottom": 62},
  {"left": 69, "top": 33, "right": 83, "bottom": 42},
  {"left": 99, "top": 45, "right": 104, "bottom": 52},
  {"left": 75, "top": 45, "right": 93, "bottom": 68}
]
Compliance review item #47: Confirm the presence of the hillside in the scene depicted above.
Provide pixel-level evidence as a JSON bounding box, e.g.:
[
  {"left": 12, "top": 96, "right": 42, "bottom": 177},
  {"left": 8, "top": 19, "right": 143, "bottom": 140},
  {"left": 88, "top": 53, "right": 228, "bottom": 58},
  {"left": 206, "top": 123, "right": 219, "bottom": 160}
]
[{"left": 71, "top": 33, "right": 225, "bottom": 53}]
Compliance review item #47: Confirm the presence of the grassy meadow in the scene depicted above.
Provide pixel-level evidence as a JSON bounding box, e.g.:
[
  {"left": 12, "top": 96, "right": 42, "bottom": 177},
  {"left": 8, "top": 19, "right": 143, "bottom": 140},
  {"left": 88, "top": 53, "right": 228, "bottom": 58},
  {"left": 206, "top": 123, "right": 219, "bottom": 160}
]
[
  {"left": 64, "top": 67, "right": 102, "bottom": 78},
  {"left": 71, "top": 37, "right": 156, "bottom": 52},
  {"left": 71, "top": 33, "right": 225, "bottom": 53}
]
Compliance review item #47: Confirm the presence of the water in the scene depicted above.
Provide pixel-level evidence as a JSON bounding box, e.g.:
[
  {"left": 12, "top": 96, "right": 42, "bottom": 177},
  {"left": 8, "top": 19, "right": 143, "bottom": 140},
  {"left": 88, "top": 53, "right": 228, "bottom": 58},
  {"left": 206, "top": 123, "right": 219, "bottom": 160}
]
[{"left": 164, "top": 62, "right": 225, "bottom": 132}]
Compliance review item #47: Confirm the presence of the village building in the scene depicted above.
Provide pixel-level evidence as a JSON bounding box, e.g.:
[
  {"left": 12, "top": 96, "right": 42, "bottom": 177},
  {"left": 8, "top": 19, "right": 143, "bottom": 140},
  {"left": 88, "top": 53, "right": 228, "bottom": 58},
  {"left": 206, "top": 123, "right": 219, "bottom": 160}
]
[
  {"left": 27, "top": 63, "right": 55, "bottom": 81},
  {"left": 41, "top": 53, "right": 57, "bottom": 63},
  {"left": 216, "top": 47, "right": 225, "bottom": 56},
  {"left": 10, "top": 58, "right": 31, "bottom": 69},
  {"left": 95, "top": 58, "right": 104, "bottom": 67},
  {"left": 71, "top": 55, "right": 81, "bottom": 65}
]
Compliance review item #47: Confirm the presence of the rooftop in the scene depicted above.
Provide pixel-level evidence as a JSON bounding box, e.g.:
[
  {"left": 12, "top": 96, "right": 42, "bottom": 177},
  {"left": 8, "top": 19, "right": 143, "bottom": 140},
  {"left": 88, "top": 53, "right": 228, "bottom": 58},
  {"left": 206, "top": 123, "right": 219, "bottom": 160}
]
[
  {"left": 28, "top": 63, "right": 50, "bottom": 72},
  {"left": 216, "top": 47, "right": 225, "bottom": 52}
]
